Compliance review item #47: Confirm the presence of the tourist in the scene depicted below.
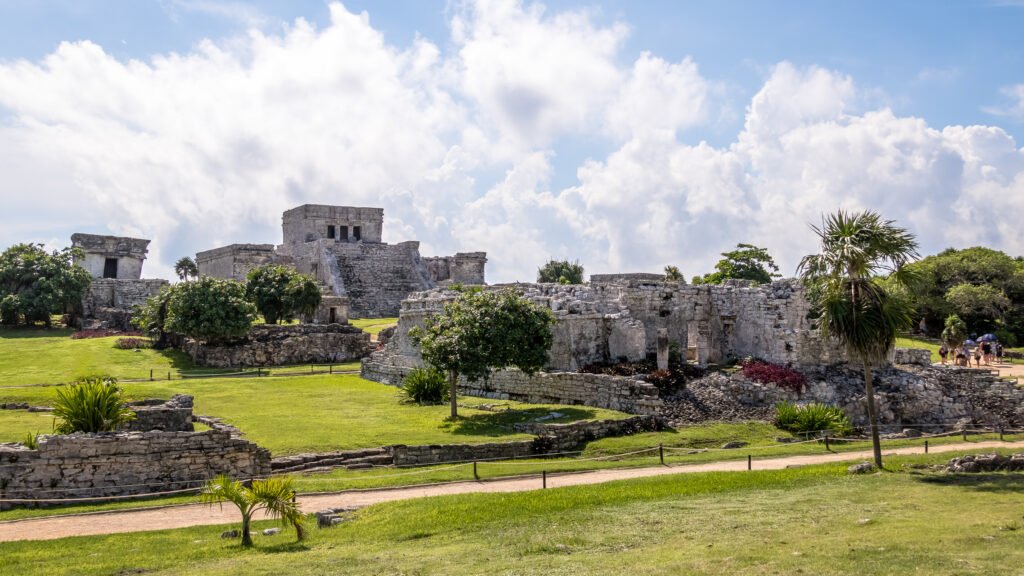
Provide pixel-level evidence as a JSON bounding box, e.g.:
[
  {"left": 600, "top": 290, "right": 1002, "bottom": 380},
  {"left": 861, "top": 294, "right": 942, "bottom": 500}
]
[
  {"left": 938, "top": 344, "right": 949, "bottom": 365},
  {"left": 981, "top": 341, "right": 992, "bottom": 365},
  {"left": 973, "top": 346, "right": 982, "bottom": 367},
  {"left": 997, "top": 343, "right": 1005, "bottom": 364},
  {"left": 956, "top": 347, "right": 968, "bottom": 367}
]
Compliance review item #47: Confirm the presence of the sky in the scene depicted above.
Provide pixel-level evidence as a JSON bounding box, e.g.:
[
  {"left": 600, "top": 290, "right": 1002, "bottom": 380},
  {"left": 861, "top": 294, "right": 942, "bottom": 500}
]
[{"left": 1, "top": 0, "right": 1023, "bottom": 283}]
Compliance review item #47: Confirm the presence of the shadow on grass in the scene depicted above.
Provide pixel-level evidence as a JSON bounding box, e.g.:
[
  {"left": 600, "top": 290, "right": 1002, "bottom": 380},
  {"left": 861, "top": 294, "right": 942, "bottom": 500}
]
[
  {"left": 914, "top": 472, "right": 1024, "bottom": 493},
  {"left": 254, "top": 541, "right": 312, "bottom": 554},
  {"left": 0, "top": 326, "right": 73, "bottom": 339},
  {"left": 442, "top": 407, "right": 601, "bottom": 437}
]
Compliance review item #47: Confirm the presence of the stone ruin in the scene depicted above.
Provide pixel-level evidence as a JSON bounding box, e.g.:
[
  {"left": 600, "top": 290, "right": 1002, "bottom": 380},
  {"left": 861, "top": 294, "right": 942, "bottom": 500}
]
[
  {"left": 71, "top": 233, "right": 168, "bottom": 330},
  {"left": 197, "top": 204, "right": 487, "bottom": 319}
]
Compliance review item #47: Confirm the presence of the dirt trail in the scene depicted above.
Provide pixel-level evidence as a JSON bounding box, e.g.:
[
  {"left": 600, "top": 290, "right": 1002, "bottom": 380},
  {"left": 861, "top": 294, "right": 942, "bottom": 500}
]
[{"left": 0, "top": 440, "right": 1016, "bottom": 543}]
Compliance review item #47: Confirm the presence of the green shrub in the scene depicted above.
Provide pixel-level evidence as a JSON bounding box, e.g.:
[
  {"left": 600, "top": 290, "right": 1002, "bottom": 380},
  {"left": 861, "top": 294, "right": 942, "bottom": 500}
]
[
  {"left": 114, "top": 337, "right": 153, "bottom": 350},
  {"left": 774, "top": 401, "right": 851, "bottom": 436},
  {"left": 401, "top": 368, "right": 449, "bottom": 405},
  {"left": 52, "top": 376, "right": 136, "bottom": 434}
]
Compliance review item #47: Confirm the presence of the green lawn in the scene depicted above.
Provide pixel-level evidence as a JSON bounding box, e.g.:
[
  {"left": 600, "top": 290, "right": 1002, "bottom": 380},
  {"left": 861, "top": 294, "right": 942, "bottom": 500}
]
[
  {"left": 0, "top": 373, "right": 627, "bottom": 455},
  {"left": 0, "top": 327, "right": 194, "bottom": 385},
  {"left": 3, "top": 455, "right": 1023, "bottom": 575},
  {"left": 349, "top": 317, "right": 398, "bottom": 336}
]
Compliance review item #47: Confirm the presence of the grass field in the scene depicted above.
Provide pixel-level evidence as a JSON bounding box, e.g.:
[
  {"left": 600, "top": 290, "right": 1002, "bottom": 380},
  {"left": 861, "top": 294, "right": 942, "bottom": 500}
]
[
  {"left": 2, "top": 454, "right": 1022, "bottom": 575},
  {"left": 0, "top": 327, "right": 193, "bottom": 385},
  {"left": 0, "top": 373, "right": 627, "bottom": 454},
  {"left": 349, "top": 317, "right": 398, "bottom": 335}
]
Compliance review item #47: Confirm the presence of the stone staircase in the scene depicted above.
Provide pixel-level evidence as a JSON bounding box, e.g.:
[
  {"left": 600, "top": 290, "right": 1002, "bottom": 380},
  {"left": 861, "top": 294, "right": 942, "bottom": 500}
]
[{"left": 270, "top": 447, "right": 393, "bottom": 474}]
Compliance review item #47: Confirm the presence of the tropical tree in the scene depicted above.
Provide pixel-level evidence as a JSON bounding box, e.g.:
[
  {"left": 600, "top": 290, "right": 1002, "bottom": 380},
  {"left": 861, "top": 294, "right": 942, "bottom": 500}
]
[
  {"left": 165, "top": 277, "right": 255, "bottom": 342},
  {"left": 693, "top": 243, "right": 780, "bottom": 285},
  {"left": 940, "top": 314, "right": 967, "bottom": 349},
  {"left": 52, "top": 376, "right": 135, "bottom": 434},
  {"left": 663, "top": 265, "right": 683, "bottom": 282},
  {"left": 798, "top": 210, "right": 918, "bottom": 469},
  {"left": 0, "top": 243, "right": 91, "bottom": 326},
  {"left": 537, "top": 259, "right": 584, "bottom": 284},
  {"left": 132, "top": 284, "right": 175, "bottom": 348},
  {"left": 173, "top": 257, "right": 198, "bottom": 281},
  {"left": 200, "top": 475, "right": 306, "bottom": 547},
  {"left": 245, "top": 265, "right": 321, "bottom": 324},
  {"left": 410, "top": 287, "right": 554, "bottom": 418}
]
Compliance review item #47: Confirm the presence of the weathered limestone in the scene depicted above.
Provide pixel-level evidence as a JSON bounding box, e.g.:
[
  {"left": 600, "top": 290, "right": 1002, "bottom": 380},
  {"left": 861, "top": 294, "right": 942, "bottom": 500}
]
[
  {"left": 71, "top": 233, "right": 149, "bottom": 280},
  {"left": 198, "top": 204, "right": 487, "bottom": 318},
  {"left": 124, "top": 394, "right": 195, "bottom": 433},
  {"left": 182, "top": 323, "right": 372, "bottom": 367}
]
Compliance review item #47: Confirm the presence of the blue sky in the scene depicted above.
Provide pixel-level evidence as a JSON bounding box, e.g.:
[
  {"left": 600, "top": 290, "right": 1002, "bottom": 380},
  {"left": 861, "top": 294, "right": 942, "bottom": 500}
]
[{"left": 1, "top": 1, "right": 1023, "bottom": 281}]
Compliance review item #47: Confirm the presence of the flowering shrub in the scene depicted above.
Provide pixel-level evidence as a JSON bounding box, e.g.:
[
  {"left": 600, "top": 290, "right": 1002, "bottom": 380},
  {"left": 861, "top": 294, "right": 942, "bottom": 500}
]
[
  {"left": 114, "top": 337, "right": 153, "bottom": 350},
  {"left": 740, "top": 359, "right": 806, "bottom": 393}
]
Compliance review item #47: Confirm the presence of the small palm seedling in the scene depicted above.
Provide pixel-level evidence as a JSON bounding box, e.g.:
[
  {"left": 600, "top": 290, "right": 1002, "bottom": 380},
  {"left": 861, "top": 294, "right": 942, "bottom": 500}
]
[{"left": 200, "top": 475, "right": 306, "bottom": 547}]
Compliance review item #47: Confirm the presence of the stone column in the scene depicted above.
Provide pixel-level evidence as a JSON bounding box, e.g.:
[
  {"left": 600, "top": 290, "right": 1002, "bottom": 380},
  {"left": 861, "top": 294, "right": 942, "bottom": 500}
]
[{"left": 657, "top": 328, "right": 669, "bottom": 371}]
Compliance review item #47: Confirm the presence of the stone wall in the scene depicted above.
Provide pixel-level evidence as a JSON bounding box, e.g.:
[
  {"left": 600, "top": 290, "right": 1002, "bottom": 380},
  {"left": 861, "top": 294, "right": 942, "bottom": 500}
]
[
  {"left": 182, "top": 323, "right": 372, "bottom": 367},
  {"left": 331, "top": 241, "right": 435, "bottom": 318},
  {"left": 80, "top": 278, "right": 168, "bottom": 330},
  {"left": 422, "top": 253, "right": 488, "bottom": 286},
  {"left": 282, "top": 204, "right": 384, "bottom": 247},
  {"left": 0, "top": 430, "right": 271, "bottom": 505},
  {"left": 196, "top": 244, "right": 276, "bottom": 282},
  {"left": 389, "top": 415, "right": 662, "bottom": 466},
  {"left": 124, "top": 394, "right": 195, "bottom": 432}
]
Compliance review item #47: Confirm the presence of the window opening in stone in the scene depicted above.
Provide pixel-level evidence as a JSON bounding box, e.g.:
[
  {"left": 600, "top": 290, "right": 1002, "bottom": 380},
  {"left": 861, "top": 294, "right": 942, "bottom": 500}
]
[
  {"left": 353, "top": 226, "right": 362, "bottom": 241},
  {"left": 103, "top": 258, "right": 118, "bottom": 279},
  {"left": 327, "top": 225, "right": 336, "bottom": 239},
  {"left": 340, "top": 226, "right": 349, "bottom": 241},
  {"left": 329, "top": 307, "right": 337, "bottom": 324}
]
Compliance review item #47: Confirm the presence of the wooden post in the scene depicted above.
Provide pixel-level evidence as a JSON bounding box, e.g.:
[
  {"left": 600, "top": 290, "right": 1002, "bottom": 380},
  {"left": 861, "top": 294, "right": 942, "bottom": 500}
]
[
  {"left": 542, "top": 470, "right": 547, "bottom": 489},
  {"left": 1000, "top": 426, "right": 1004, "bottom": 441},
  {"left": 925, "top": 440, "right": 929, "bottom": 454},
  {"left": 257, "top": 367, "right": 262, "bottom": 378},
  {"left": 473, "top": 461, "right": 478, "bottom": 480},
  {"left": 747, "top": 455, "right": 752, "bottom": 471},
  {"left": 150, "top": 369, "right": 153, "bottom": 382},
  {"left": 825, "top": 434, "right": 830, "bottom": 451},
  {"left": 659, "top": 444, "right": 664, "bottom": 465},
  {"left": 962, "top": 429, "right": 967, "bottom": 442},
  {"left": 329, "top": 365, "right": 333, "bottom": 375},
  {"left": 167, "top": 371, "right": 171, "bottom": 381}
]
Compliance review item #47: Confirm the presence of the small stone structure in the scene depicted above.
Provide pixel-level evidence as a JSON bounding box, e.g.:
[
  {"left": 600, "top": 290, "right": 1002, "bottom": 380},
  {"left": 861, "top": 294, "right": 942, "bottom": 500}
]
[
  {"left": 72, "top": 233, "right": 167, "bottom": 329},
  {"left": 182, "top": 323, "right": 372, "bottom": 367},
  {"left": 0, "top": 394, "right": 270, "bottom": 506},
  {"left": 944, "top": 453, "right": 1024, "bottom": 473},
  {"left": 197, "top": 204, "right": 487, "bottom": 319}
]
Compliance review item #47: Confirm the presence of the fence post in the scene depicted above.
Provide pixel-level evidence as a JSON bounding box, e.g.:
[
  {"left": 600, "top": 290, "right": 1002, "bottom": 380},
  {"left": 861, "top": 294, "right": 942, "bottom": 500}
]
[
  {"left": 1000, "top": 426, "right": 1004, "bottom": 441},
  {"left": 824, "top": 434, "right": 830, "bottom": 451},
  {"left": 747, "top": 455, "right": 752, "bottom": 471},
  {"left": 329, "top": 365, "right": 333, "bottom": 375},
  {"left": 150, "top": 369, "right": 153, "bottom": 382},
  {"left": 659, "top": 443, "right": 664, "bottom": 465},
  {"left": 167, "top": 371, "right": 171, "bottom": 381},
  {"left": 925, "top": 440, "right": 929, "bottom": 454},
  {"left": 962, "top": 429, "right": 967, "bottom": 442},
  {"left": 473, "top": 461, "right": 478, "bottom": 480},
  {"left": 542, "top": 470, "right": 547, "bottom": 489},
  {"left": 257, "top": 367, "right": 262, "bottom": 378}
]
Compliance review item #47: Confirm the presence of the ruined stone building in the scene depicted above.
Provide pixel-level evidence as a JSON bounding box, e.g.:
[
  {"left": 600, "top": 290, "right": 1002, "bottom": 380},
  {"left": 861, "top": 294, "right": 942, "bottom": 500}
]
[
  {"left": 196, "top": 204, "right": 487, "bottom": 319},
  {"left": 71, "top": 233, "right": 168, "bottom": 329}
]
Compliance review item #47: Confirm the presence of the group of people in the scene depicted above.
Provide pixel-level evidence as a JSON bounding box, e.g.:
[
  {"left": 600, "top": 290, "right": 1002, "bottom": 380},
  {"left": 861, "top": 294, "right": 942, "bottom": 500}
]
[{"left": 938, "top": 340, "right": 1004, "bottom": 367}]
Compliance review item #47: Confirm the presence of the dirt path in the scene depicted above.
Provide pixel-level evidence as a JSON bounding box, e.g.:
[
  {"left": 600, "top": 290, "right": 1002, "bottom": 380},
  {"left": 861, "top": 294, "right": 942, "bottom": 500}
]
[{"left": 0, "top": 440, "right": 1016, "bottom": 543}]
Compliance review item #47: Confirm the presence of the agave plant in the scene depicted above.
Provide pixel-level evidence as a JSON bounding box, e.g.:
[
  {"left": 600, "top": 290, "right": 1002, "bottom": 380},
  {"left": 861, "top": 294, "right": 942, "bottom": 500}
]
[
  {"left": 200, "top": 475, "right": 306, "bottom": 547},
  {"left": 52, "top": 376, "right": 135, "bottom": 434}
]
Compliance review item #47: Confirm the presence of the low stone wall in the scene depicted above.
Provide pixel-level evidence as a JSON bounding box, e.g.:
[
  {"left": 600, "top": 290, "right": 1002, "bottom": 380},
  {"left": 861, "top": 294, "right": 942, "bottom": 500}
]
[
  {"left": 362, "top": 356, "right": 663, "bottom": 415},
  {"left": 892, "top": 348, "right": 933, "bottom": 366},
  {"left": 0, "top": 430, "right": 271, "bottom": 506},
  {"left": 183, "top": 323, "right": 372, "bottom": 367},
  {"left": 124, "top": 394, "right": 194, "bottom": 432},
  {"left": 945, "top": 453, "right": 1024, "bottom": 473},
  {"left": 389, "top": 415, "right": 662, "bottom": 466}
]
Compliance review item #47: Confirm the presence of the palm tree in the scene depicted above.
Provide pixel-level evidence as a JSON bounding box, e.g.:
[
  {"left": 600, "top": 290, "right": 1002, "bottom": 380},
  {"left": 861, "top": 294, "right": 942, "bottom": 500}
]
[
  {"left": 798, "top": 210, "right": 918, "bottom": 468},
  {"left": 200, "top": 475, "right": 306, "bottom": 547},
  {"left": 174, "top": 256, "right": 198, "bottom": 281}
]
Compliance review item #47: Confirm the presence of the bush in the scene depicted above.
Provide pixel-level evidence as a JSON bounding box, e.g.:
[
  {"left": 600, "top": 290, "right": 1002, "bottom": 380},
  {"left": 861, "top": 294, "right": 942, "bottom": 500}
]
[
  {"left": 165, "top": 277, "right": 255, "bottom": 343},
  {"left": 23, "top": 432, "right": 38, "bottom": 450},
  {"left": 401, "top": 368, "right": 449, "bottom": 405},
  {"left": 52, "top": 376, "right": 135, "bottom": 434},
  {"left": 114, "top": 337, "right": 153, "bottom": 350},
  {"left": 740, "top": 359, "right": 806, "bottom": 393},
  {"left": 774, "top": 401, "right": 851, "bottom": 436}
]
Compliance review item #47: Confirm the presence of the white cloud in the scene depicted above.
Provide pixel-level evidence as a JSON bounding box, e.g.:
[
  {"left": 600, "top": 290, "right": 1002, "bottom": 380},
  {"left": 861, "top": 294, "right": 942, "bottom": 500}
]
[
  {"left": 984, "top": 84, "right": 1024, "bottom": 121},
  {"left": 1, "top": 1, "right": 1023, "bottom": 285}
]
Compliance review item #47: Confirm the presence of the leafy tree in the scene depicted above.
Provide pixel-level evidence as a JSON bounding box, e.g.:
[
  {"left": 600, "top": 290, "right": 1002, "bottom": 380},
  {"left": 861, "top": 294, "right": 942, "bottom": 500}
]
[
  {"left": 165, "top": 277, "right": 255, "bottom": 342},
  {"left": 173, "top": 257, "right": 198, "bottom": 281},
  {"left": 245, "top": 265, "right": 321, "bottom": 324},
  {"left": 663, "top": 265, "right": 683, "bottom": 282},
  {"left": 0, "top": 243, "right": 91, "bottom": 326},
  {"left": 52, "top": 376, "right": 135, "bottom": 434},
  {"left": 200, "top": 475, "right": 306, "bottom": 548},
  {"left": 132, "top": 285, "right": 175, "bottom": 348},
  {"left": 799, "top": 210, "right": 918, "bottom": 469},
  {"left": 693, "top": 243, "right": 780, "bottom": 285},
  {"left": 410, "top": 288, "right": 554, "bottom": 418},
  {"left": 940, "top": 314, "right": 967, "bottom": 349},
  {"left": 537, "top": 259, "right": 584, "bottom": 284},
  {"left": 944, "top": 283, "right": 1010, "bottom": 331}
]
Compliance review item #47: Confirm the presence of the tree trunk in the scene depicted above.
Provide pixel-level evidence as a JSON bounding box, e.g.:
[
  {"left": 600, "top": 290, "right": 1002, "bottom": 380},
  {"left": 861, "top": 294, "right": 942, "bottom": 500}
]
[
  {"left": 863, "top": 361, "right": 883, "bottom": 469},
  {"left": 241, "top": 514, "right": 253, "bottom": 547},
  {"left": 448, "top": 370, "right": 458, "bottom": 419}
]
